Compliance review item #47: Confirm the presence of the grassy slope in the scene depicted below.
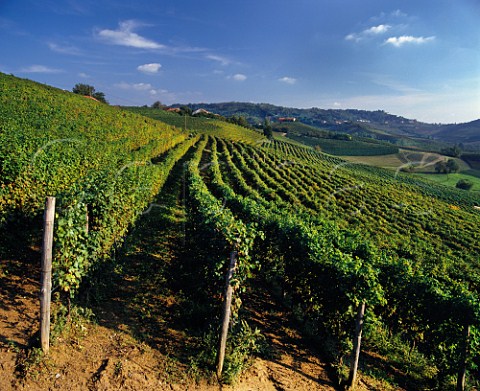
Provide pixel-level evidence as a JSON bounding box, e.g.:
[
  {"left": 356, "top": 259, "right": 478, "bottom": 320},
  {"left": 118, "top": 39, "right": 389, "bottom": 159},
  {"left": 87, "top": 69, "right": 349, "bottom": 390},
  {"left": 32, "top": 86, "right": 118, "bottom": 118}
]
[
  {"left": 340, "top": 150, "right": 470, "bottom": 171},
  {"left": 123, "top": 106, "right": 265, "bottom": 145},
  {"left": 415, "top": 172, "right": 480, "bottom": 192},
  {"left": 0, "top": 73, "right": 188, "bottom": 220}
]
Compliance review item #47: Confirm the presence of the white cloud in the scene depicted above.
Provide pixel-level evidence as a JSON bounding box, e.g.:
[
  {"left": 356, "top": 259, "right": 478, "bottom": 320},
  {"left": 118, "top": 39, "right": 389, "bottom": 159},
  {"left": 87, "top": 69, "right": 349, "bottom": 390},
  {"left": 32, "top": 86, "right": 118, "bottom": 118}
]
[
  {"left": 113, "top": 82, "right": 180, "bottom": 102},
  {"left": 48, "top": 42, "right": 82, "bottom": 55},
  {"left": 19, "top": 65, "right": 63, "bottom": 73},
  {"left": 346, "top": 24, "right": 391, "bottom": 42},
  {"left": 78, "top": 72, "right": 90, "bottom": 78},
  {"left": 206, "top": 54, "right": 231, "bottom": 66},
  {"left": 345, "top": 33, "right": 358, "bottom": 42},
  {"left": 279, "top": 76, "right": 297, "bottom": 85},
  {"left": 137, "top": 63, "right": 162, "bottom": 74},
  {"left": 115, "top": 82, "right": 154, "bottom": 91},
  {"left": 384, "top": 35, "right": 435, "bottom": 47},
  {"left": 232, "top": 73, "right": 247, "bottom": 81},
  {"left": 97, "top": 20, "right": 165, "bottom": 49},
  {"left": 366, "top": 24, "right": 391, "bottom": 35}
]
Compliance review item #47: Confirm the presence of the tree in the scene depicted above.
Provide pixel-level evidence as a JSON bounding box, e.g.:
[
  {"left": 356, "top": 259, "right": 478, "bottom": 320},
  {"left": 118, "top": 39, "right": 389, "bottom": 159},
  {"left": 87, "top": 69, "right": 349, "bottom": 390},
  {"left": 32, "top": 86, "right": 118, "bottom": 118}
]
[
  {"left": 456, "top": 179, "right": 474, "bottom": 190},
  {"left": 227, "top": 115, "right": 251, "bottom": 129},
  {"left": 446, "top": 159, "right": 460, "bottom": 173},
  {"left": 151, "top": 101, "right": 165, "bottom": 109},
  {"left": 435, "top": 161, "right": 448, "bottom": 174},
  {"left": 91, "top": 91, "right": 107, "bottom": 104},
  {"left": 435, "top": 159, "right": 459, "bottom": 174},
  {"left": 179, "top": 106, "right": 192, "bottom": 116},
  {"left": 72, "top": 83, "right": 107, "bottom": 103},
  {"left": 442, "top": 144, "right": 462, "bottom": 157},
  {"left": 263, "top": 118, "right": 273, "bottom": 139},
  {"left": 72, "top": 83, "right": 94, "bottom": 96}
]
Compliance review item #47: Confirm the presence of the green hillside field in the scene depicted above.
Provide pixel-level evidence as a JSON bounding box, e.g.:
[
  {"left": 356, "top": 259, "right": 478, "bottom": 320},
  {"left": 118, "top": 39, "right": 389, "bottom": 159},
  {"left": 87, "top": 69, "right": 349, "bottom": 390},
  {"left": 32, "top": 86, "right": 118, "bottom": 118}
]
[{"left": 1, "top": 73, "right": 479, "bottom": 390}]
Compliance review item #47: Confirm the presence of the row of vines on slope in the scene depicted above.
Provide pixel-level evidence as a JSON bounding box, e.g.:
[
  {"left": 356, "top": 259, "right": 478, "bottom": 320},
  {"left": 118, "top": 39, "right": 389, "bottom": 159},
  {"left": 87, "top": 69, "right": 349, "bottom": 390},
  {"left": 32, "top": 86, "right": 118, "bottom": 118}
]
[
  {"left": 201, "top": 136, "right": 480, "bottom": 389},
  {"left": 54, "top": 135, "right": 199, "bottom": 296},
  {"left": 0, "top": 73, "right": 204, "bottom": 301}
]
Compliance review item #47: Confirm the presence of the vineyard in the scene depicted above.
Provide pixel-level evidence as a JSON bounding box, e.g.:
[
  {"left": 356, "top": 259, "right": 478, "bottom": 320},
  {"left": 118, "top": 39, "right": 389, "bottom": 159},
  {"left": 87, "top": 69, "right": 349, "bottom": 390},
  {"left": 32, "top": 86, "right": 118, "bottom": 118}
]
[{"left": 1, "top": 73, "right": 480, "bottom": 390}]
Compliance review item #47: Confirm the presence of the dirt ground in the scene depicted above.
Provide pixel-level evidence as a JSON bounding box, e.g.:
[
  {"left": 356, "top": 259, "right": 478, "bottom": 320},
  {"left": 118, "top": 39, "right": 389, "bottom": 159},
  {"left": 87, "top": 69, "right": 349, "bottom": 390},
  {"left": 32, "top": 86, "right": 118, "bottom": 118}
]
[{"left": 0, "top": 255, "right": 337, "bottom": 391}]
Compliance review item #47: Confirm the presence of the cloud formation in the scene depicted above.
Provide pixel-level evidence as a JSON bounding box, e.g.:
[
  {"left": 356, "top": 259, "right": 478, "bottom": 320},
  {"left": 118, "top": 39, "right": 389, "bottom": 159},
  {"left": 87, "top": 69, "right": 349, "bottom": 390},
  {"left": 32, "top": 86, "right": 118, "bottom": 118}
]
[
  {"left": 366, "top": 24, "right": 391, "bottom": 34},
  {"left": 20, "top": 65, "right": 63, "bottom": 73},
  {"left": 232, "top": 73, "right": 247, "bottom": 81},
  {"left": 279, "top": 76, "right": 297, "bottom": 85},
  {"left": 206, "top": 54, "right": 232, "bottom": 66},
  {"left": 384, "top": 35, "right": 435, "bottom": 47},
  {"left": 48, "top": 42, "right": 82, "bottom": 55},
  {"left": 115, "top": 82, "right": 154, "bottom": 91},
  {"left": 137, "top": 63, "right": 162, "bottom": 74},
  {"left": 345, "top": 24, "right": 391, "bottom": 42},
  {"left": 97, "top": 20, "right": 165, "bottom": 49}
]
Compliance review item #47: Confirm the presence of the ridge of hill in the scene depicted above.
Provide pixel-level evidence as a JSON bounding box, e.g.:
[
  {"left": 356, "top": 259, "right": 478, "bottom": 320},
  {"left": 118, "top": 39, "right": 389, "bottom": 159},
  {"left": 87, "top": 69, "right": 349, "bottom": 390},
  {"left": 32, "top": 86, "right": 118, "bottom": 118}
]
[
  {"left": 431, "top": 119, "right": 480, "bottom": 144},
  {"left": 172, "top": 101, "right": 480, "bottom": 149}
]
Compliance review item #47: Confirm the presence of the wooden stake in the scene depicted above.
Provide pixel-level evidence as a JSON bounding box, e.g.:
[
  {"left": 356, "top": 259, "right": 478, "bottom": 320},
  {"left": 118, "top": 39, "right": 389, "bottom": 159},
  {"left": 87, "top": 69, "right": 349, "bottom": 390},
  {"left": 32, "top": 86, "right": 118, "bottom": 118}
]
[
  {"left": 216, "top": 251, "right": 237, "bottom": 379},
  {"left": 40, "top": 197, "right": 55, "bottom": 354},
  {"left": 457, "top": 324, "right": 470, "bottom": 391},
  {"left": 348, "top": 301, "right": 366, "bottom": 389}
]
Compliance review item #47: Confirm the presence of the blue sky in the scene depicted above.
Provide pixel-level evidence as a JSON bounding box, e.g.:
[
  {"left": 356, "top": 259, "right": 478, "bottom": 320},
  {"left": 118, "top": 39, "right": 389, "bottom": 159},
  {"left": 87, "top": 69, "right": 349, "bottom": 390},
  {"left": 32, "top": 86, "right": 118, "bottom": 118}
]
[{"left": 1, "top": 0, "right": 479, "bottom": 124}]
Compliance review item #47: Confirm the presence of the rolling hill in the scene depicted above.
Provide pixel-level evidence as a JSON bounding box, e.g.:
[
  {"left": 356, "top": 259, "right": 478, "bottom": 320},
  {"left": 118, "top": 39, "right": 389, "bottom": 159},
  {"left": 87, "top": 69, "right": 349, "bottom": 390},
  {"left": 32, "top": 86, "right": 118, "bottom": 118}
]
[
  {"left": 431, "top": 120, "right": 480, "bottom": 144},
  {"left": 173, "top": 102, "right": 480, "bottom": 151},
  {"left": 1, "top": 73, "right": 480, "bottom": 390}
]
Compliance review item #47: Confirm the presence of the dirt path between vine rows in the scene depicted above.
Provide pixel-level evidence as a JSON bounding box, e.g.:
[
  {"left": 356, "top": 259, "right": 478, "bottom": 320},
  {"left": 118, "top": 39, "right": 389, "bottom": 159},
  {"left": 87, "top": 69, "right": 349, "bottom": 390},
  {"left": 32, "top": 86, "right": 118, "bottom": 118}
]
[{"left": 0, "top": 153, "right": 338, "bottom": 390}]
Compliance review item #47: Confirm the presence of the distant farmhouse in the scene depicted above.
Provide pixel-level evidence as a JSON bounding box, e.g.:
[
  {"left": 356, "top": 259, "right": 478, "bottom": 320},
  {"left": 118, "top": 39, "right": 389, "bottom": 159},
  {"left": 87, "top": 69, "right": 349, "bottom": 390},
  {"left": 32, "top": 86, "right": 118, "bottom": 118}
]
[
  {"left": 278, "top": 117, "right": 296, "bottom": 122},
  {"left": 192, "top": 108, "right": 211, "bottom": 116},
  {"left": 165, "top": 107, "right": 181, "bottom": 113},
  {"left": 192, "top": 108, "right": 221, "bottom": 118}
]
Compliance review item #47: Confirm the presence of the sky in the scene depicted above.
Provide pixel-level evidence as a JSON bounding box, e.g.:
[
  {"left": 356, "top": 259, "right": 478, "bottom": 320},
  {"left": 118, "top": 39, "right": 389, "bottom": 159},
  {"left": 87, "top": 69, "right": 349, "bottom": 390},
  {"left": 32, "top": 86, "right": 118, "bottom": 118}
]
[{"left": 1, "top": 0, "right": 479, "bottom": 124}]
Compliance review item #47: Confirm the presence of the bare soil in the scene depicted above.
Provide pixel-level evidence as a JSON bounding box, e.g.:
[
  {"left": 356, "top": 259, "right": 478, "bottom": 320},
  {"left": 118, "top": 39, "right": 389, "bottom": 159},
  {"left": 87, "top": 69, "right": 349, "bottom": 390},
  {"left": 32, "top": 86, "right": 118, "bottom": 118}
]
[{"left": 0, "top": 243, "right": 337, "bottom": 391}]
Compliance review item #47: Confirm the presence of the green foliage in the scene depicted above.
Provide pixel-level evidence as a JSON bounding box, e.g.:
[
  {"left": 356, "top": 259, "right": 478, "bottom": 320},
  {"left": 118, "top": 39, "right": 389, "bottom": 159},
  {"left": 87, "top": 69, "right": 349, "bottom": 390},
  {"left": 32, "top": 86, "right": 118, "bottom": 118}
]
[
  {"left": 189, "top": 320, "right": 265, "bottom": 385},
  {"left": 54, "top": 199, "right": 89, "bottom": 296},
  {"left": 123, "top": 106, "right": 265, "bottom": 145},
  {"left": 435, "top": 158, "right": 460, "bottom": 174},
  {"left": 456, "top": 178, "right": 474, "bottom": 190},
  {"left": 442, "top": 144, "right": 463, "bottom": 157},
  {"left": 288, "top": 134, "right": 400, "bottom": 156},
  {"left": 365, "top": 322, "right": 439, "bottom": 385},
  {"left": 221, "top": 320, "right": 265, "bottom": 384},
  {"left": 199, "top": 135, "right": 480, "bottom": 386},
  {"left": 262, "top": 118, "right": 273, "bottom": 140},
  {"left": 72, "top": 83, "right": 107, "bottom": 103},
  {"left": 151, "top": 100, "right": 165, "bottom": 109},
  {"left": 226, "top": 115, "right": 251, "bottom": 129},
  {"left": 2, "top": 72, "right": 480, "bottom": 387},
  {"left": 185, "top": 137, "right": 262, "bottom": 309},
  {"left": 0, "top": 72, "right": 193, "bottom": 296}
]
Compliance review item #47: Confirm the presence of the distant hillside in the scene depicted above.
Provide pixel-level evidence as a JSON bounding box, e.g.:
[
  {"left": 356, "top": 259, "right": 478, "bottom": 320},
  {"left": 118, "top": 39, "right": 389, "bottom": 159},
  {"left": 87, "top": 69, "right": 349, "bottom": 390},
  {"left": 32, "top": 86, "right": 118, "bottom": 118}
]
[
  {"left": 174, "top": 102, "right": 437, "bottom": 137},
  {"left": 432, "top": 120, "right": 480, "bottom": 144},
  {"left": 123, "top": 106, "right": 264, "bottom": 145},
  {"left": 174, "top": 102, "right": 480, "bottom": 150}
]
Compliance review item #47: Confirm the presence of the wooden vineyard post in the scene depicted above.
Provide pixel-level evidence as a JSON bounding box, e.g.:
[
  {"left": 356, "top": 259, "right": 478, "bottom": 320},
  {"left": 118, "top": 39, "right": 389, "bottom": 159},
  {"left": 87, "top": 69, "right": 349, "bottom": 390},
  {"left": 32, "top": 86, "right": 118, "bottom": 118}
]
[
  {"left": 348, "top": 301, "right": 366, "bottom": 389},
  {"left": 456, "top": 324, "right": 470, "bottom": 391},
  {"left": 216, "top": 250, "right": 238, "bottom": 379},
  {"left": 40, "top": 196, "right": 55, "bottom": 354}
]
